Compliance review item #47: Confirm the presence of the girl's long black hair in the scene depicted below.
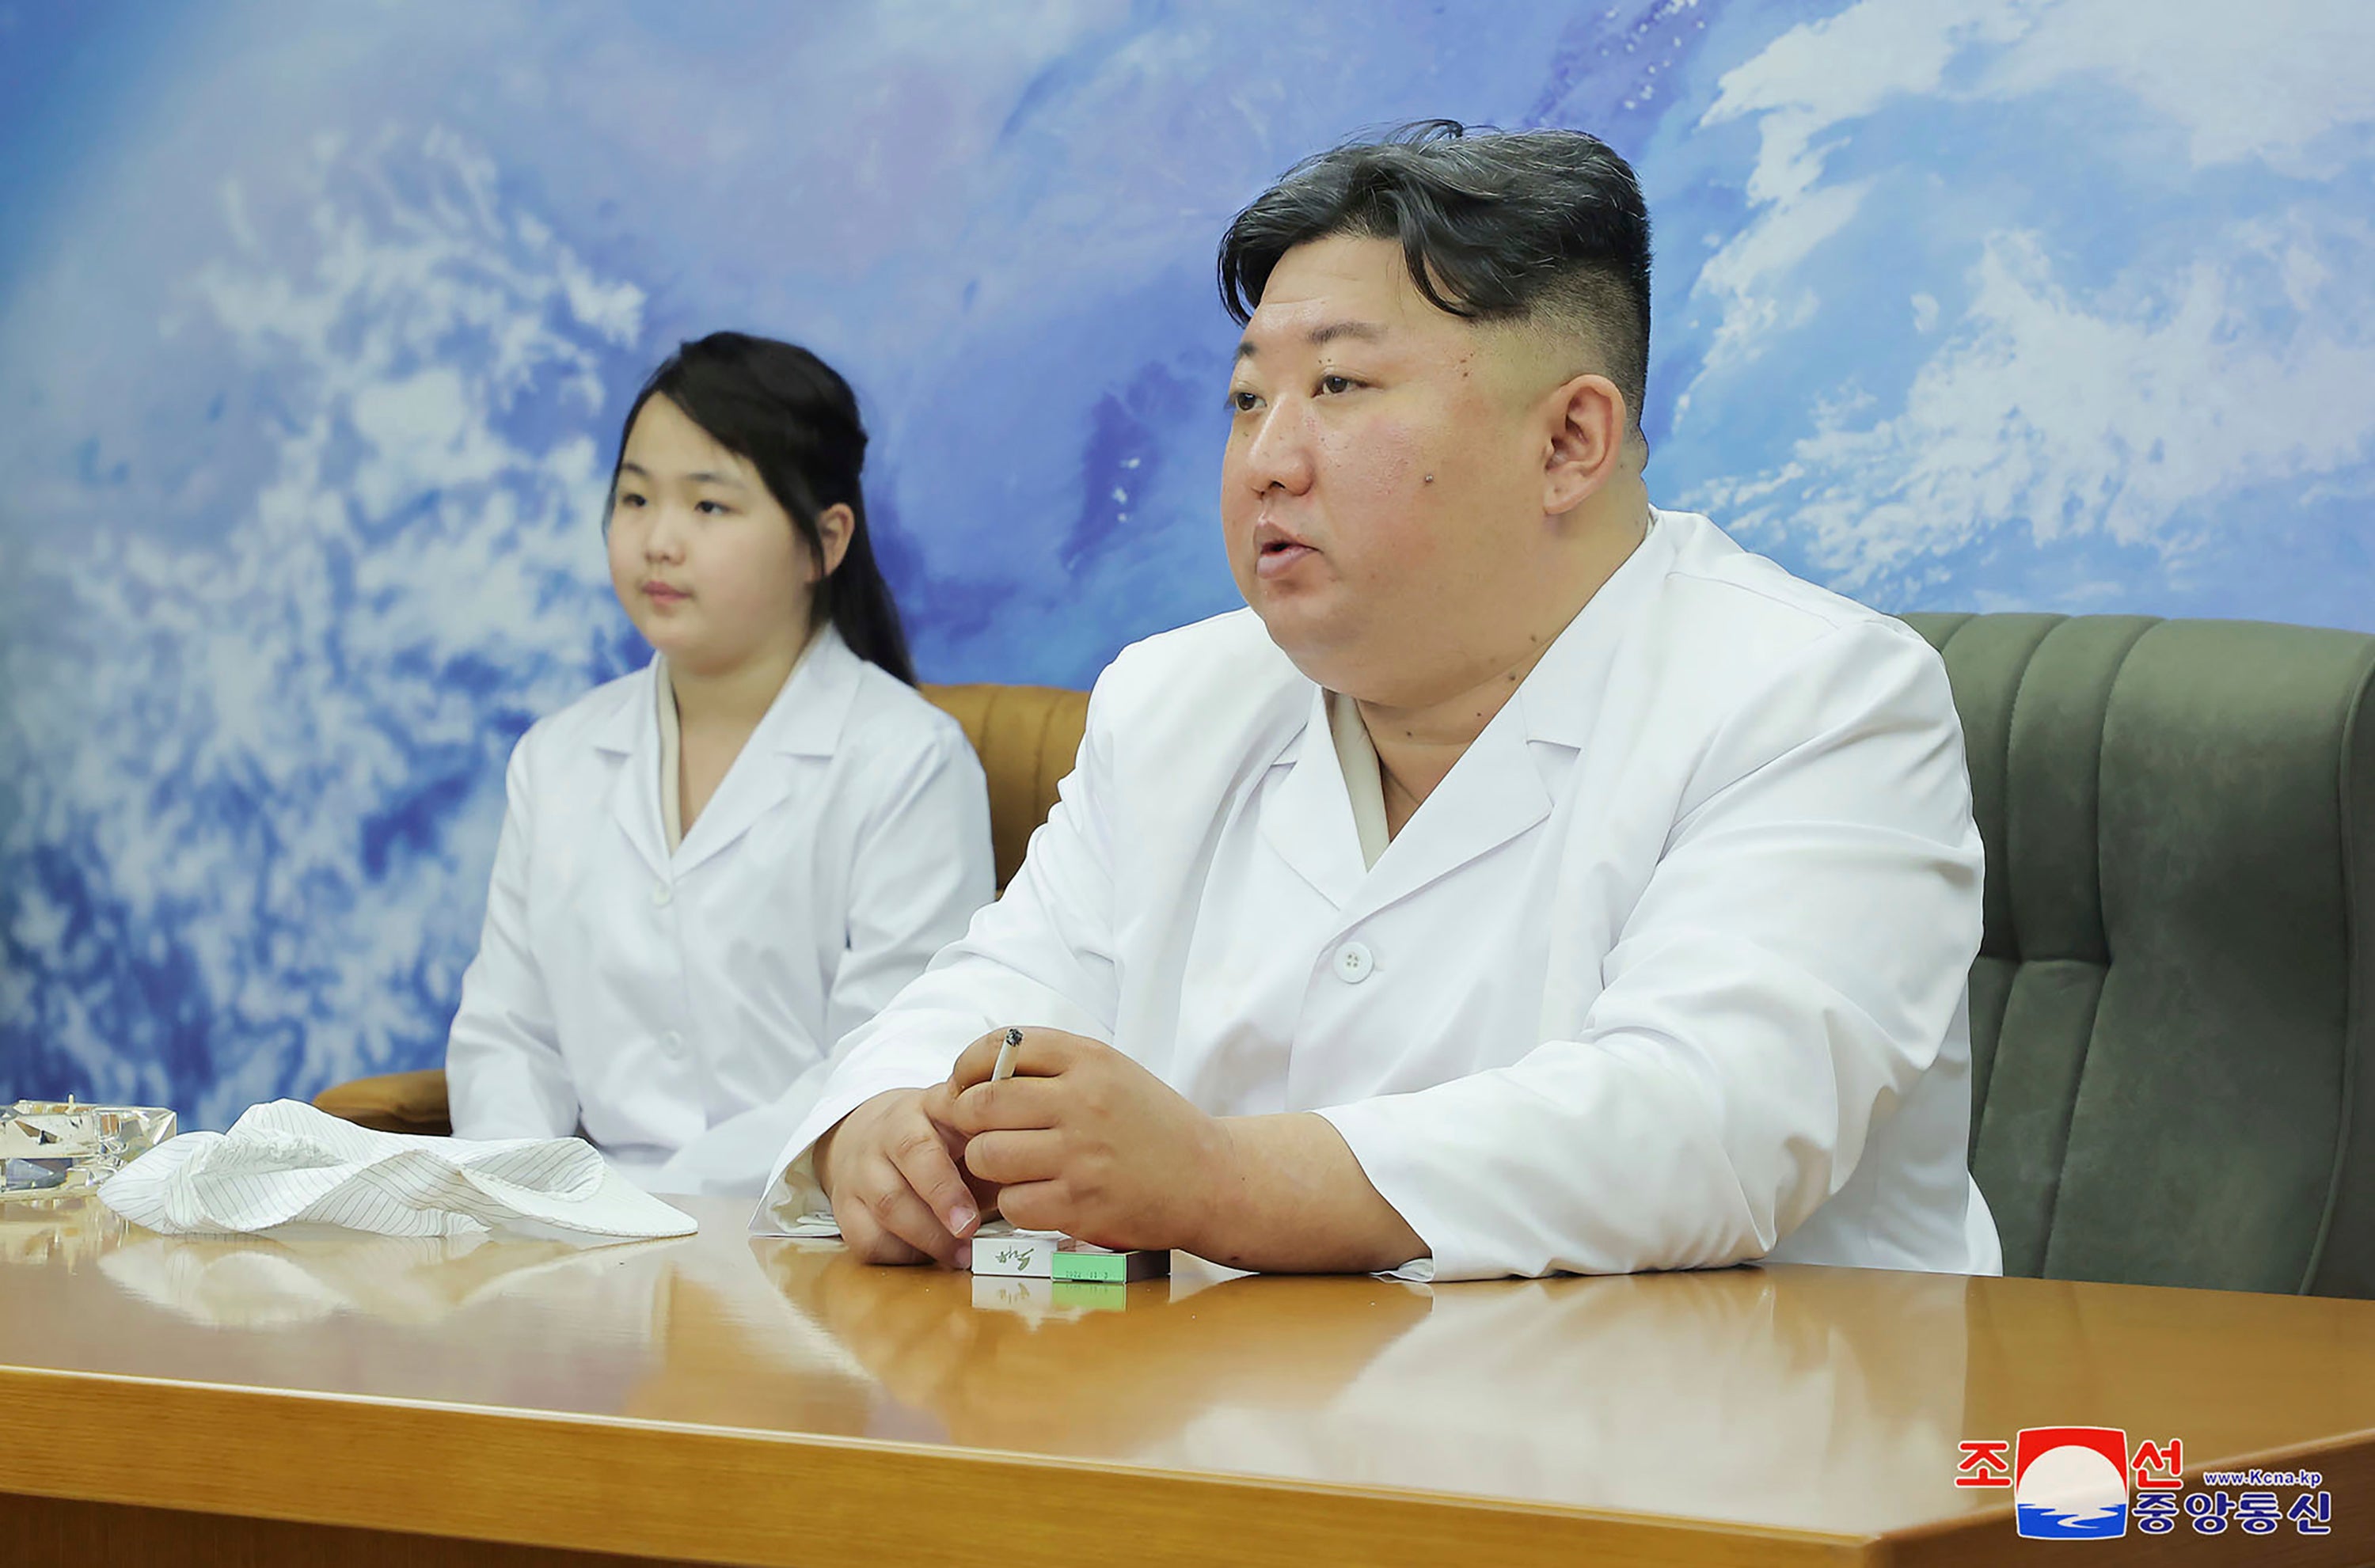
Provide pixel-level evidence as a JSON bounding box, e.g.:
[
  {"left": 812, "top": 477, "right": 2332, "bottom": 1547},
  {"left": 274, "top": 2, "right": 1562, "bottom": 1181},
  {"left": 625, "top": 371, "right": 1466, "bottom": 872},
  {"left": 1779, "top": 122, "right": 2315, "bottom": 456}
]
[{"left": 613, "top": 332, "right": 918, "bottom": 685}]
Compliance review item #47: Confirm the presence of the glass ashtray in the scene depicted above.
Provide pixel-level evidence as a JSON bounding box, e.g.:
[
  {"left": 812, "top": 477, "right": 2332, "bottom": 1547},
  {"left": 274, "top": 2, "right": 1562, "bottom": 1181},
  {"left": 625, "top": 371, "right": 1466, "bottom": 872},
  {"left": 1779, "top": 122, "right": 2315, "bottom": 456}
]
[{"left": 0, "top": 1099, "right": 177, "bottom": 1202}]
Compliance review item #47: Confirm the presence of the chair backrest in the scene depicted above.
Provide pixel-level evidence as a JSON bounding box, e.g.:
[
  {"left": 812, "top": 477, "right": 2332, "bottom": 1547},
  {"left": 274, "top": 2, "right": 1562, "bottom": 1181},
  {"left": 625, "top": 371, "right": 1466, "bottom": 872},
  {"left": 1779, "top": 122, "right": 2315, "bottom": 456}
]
[
  {"left": 1903, "top": 613, "right": 2375, "bottom": 1296},
  {"left": 922, "top": 682, "right": 1091, "bottom": 890}
]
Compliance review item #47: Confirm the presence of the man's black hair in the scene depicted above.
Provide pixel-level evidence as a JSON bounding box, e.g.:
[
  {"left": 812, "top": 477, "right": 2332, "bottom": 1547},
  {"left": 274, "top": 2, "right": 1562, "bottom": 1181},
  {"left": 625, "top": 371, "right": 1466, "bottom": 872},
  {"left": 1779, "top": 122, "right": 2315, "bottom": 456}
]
[{"left": 1218, "top": 120, "right": 1653, "bottom": 438}]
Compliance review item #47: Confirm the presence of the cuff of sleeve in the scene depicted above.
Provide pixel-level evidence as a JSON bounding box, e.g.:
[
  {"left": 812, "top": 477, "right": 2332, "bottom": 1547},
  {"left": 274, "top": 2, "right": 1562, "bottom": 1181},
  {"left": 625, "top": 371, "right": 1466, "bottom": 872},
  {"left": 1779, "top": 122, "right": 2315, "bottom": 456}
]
[
  {"left": 1313, "top": 1099, "right": 1451, "bottom": 1281},
  {"left": 745, "top": 1071, "right": 948, "bottom": 1236},
  {"left": 750, "top": 1146, "right": 830, "bottom": 1233}
]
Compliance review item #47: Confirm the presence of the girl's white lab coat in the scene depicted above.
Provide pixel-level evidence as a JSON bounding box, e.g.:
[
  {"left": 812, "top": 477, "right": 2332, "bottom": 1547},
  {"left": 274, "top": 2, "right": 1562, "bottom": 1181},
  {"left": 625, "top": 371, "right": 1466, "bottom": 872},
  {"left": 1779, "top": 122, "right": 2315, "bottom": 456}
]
[
  {"left": 449, "top": 626, "right": 994, "bottom": 1197},
  {"left": 766, "top": 512, "right": 2002, "bottom": 1280}
]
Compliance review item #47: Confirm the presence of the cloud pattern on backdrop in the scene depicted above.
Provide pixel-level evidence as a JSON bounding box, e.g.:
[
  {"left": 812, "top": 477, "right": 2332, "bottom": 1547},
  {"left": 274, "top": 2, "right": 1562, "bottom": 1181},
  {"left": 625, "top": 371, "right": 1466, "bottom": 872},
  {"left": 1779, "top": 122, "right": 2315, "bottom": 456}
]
[{"left": 1, "top": 0, "right": 2369, "bottom": 1120}]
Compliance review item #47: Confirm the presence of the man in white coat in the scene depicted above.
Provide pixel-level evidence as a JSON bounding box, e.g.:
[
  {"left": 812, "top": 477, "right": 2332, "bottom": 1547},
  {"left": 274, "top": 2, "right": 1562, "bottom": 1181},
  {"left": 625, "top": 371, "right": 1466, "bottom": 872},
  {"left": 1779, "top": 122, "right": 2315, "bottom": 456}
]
[{"left": 764, "top": 122, "right": 2003, "bottom": 1281}]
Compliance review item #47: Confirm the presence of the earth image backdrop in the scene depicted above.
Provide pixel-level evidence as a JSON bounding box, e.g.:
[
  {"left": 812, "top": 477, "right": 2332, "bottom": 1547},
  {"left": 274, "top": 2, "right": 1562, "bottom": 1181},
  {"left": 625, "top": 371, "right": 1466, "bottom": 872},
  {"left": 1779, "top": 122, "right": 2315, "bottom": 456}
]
[{"left": 3, "top": 0, "right": 2372, "bottom": 1124}]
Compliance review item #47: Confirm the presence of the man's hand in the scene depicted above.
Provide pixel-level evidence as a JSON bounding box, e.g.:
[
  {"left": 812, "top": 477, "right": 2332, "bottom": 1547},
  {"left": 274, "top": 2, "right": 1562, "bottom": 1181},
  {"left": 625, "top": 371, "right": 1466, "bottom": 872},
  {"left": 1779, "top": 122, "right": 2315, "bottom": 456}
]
[
  {"left": 821, "top": 1031, "right": 1427, "bottom": 1274},
  {"left": 813, "top": 1087, "right": 987, "bottom": 1268},
  {"left": 933, "top": 1028, "right": 1235, "bottom": 1253}
]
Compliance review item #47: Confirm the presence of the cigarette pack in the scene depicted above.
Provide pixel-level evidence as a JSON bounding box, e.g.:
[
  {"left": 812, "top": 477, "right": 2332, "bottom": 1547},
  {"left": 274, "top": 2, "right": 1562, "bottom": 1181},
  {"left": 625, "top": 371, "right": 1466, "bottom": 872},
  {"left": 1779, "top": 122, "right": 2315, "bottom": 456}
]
[
  {"left": 968, "top": 1225, "right": 1170, "bottom": 1283},
  {"left": 1050, "top": 1244, "right": 1170, "bottom": 1283}
]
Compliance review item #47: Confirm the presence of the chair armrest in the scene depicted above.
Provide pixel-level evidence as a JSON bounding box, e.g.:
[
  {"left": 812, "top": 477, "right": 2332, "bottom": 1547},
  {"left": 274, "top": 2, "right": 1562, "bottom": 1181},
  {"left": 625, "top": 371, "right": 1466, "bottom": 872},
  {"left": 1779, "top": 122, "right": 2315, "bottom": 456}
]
[{"left": 314, "top": 1069, "right": 452, "bottom": 1137}]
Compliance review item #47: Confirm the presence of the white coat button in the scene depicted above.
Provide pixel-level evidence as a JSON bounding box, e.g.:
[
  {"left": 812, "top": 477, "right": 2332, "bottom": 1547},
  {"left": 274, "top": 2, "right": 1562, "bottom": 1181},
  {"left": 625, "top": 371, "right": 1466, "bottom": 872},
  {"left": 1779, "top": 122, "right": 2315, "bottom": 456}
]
[
  {"left": 651, "top": 881, "right": 672, "bottom": 908},
  {"left": 1333, "top": 941, "right": 1374, "bottom": 984},
  {"left": 660, "top": 1031, "right": 683, "bottom": 1056}
]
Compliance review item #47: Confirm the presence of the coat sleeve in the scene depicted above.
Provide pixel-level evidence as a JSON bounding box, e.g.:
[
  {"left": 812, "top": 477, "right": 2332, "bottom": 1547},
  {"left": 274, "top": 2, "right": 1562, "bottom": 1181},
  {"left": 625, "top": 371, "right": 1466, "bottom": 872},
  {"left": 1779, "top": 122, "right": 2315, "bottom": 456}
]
[
  {"left": 1317, "top": 620, "right": 1985, "bottom": 1281},
  {"left": 820, "top": 719, "right": 998, "bottom": 1049},
  {"left": 445, "top": 734, "right": 580, "bottom": 1141},
  {"left": 752, "top": 670, "right": 1127, "bottom": 1219}
]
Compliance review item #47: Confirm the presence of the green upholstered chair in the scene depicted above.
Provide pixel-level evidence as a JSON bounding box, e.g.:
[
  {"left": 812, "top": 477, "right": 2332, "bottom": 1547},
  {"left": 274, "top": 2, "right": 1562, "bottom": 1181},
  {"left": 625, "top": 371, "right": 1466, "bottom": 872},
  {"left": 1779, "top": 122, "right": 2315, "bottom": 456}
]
[{"left": 1902, "top": 613, "right": 2375, "bottom": 1297}]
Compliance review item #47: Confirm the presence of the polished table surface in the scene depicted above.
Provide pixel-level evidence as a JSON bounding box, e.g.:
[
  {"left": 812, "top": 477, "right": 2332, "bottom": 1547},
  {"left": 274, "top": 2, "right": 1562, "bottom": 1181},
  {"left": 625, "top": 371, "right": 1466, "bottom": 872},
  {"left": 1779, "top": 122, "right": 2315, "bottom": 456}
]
[{"left": 5, "top": 1193, "right": 2373, "bottom": 1566}]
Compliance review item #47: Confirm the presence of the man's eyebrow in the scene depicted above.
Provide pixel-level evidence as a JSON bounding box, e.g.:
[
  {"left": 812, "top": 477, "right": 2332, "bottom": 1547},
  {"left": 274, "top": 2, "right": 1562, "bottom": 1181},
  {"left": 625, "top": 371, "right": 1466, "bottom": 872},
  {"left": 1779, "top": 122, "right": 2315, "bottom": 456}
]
[
  {"left": 1234, "top": 318, "right": 1392, "bottom": 360},
  {"left": 1309, "top": 319, "right": 1389, "bottom": 347}
]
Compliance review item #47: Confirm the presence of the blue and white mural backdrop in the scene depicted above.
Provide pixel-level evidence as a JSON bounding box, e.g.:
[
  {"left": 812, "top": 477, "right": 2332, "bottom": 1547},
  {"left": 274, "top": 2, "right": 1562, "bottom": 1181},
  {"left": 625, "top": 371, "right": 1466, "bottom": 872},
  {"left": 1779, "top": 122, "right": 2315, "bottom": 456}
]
[{"left": 2, "top": 1, "right": 2371, "bottom": 1123}]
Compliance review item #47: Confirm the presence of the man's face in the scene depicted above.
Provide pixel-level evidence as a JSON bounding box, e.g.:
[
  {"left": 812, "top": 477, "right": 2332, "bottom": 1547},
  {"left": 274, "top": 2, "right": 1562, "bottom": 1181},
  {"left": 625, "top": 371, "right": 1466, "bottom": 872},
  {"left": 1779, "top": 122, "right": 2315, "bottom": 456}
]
[{"left": 1222, "top": 233, "right": 1563, "bottom": 704}]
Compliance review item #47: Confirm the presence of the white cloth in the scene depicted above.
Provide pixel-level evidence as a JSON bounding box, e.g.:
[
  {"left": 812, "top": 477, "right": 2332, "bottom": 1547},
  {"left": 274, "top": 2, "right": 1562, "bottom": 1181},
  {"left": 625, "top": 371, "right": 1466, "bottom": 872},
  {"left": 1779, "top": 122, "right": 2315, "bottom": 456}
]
[
  {"left": 446, "top": 625, "right": 994, "bottom": 1198},
  {"left": 763, "top": 511, "right": 1999, "bottom": 1282},
  {"left": 98, "top": 1099, "right": 697, "bottom": 1240}
]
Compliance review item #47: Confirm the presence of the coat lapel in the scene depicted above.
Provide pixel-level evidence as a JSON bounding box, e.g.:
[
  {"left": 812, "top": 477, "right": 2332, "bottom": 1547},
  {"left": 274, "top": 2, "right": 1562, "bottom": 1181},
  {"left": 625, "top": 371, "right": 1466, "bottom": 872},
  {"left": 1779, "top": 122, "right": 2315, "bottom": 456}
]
[
  {"left": 595, "top": 659, "right": 669, "bottom": 883},
  {"left": 671, "top": 627, "right": 862, "bottom": 879},
  {"left": 1339, "top": 512, "right": 1683, "bottom": 933},
  {"left": 1339, "top": 697, "right": 1552, "bottom": 925},
  {"left": 1256, "top": 686, "right": 1370, "bottom": 909}
]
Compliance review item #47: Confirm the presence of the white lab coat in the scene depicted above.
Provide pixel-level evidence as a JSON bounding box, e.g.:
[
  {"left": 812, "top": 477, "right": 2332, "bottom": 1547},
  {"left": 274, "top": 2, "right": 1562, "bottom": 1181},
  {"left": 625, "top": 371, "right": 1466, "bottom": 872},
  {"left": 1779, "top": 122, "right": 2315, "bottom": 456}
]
[
  {"left": 766, "top": 511, "right": 2001, "bottom": 1281},
  {"left": 448, "top": 625, "right": 994, "bottom": 1198}
]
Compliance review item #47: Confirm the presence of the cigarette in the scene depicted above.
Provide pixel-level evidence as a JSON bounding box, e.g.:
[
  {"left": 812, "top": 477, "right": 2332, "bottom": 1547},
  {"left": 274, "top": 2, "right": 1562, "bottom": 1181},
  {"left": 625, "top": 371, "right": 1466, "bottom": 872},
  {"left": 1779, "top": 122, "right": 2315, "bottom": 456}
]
[{"left": 990, "top": 1027, "right": 1024, "bottom": 1084}]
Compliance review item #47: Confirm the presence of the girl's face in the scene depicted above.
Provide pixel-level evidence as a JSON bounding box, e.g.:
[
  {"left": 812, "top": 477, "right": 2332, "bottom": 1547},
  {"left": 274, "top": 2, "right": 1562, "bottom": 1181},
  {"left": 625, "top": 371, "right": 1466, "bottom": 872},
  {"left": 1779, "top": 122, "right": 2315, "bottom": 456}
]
[{"left": 607, "top": 395, "right": 823, "bottom": 678}]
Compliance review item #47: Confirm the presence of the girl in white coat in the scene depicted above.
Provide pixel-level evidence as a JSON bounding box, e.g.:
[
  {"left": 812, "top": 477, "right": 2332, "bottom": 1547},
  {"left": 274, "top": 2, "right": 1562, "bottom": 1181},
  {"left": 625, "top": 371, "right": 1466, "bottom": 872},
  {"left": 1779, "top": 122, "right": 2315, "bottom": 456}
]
[{"left": 446, "top": 332, "right": 994, "bottom": 1197}]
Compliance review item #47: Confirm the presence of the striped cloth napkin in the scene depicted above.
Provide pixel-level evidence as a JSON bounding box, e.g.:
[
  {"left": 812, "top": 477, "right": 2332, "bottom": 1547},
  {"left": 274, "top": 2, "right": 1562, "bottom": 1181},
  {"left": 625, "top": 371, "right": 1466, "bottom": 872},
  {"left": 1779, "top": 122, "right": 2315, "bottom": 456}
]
[{"left": 98, "top": 1099, "right": 696, "bottom": 1240}]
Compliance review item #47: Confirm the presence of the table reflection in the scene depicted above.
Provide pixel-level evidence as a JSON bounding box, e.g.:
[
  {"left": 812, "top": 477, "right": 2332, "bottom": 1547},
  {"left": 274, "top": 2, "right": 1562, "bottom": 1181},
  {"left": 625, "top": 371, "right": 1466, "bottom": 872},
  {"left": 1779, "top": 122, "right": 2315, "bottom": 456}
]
[
  {"left": 754, "top": 1240, "right": 1434, "bottom": 1455},
  {"left": 0, "top": 1192, "right": 126, "bottom": 1270},
  {"left": 96, "top": 1226, "right": 674, "bottom": 1328},
  {"left": 1117, "top": 1264, "right": 1974, "bottom": 1530},
  {"left": 745, "top": 1241, "right": 1974, "bottom": 1529}
]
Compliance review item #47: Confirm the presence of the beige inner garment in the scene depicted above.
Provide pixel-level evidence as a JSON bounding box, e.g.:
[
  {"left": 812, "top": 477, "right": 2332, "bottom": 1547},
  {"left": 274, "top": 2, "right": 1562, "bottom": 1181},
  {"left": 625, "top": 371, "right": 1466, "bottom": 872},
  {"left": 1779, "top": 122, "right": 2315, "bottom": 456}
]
[
  {"left": 1328, "top": 690, "right": 1390, "bottom": 871},
  {"left": 655, "top": 632, "right": 818, "bottom": 856}
]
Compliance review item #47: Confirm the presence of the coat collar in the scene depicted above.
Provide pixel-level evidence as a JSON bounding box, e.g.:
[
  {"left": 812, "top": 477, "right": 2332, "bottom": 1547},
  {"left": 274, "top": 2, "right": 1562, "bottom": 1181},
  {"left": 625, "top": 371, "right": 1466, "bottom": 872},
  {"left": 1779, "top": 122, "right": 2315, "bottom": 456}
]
[
  {"left": 591, "top": 659, "right": 659, "bottom": 759},
  {"left": 1347, "top": 685, "right": 1552, "bottom": 922},
  {"left": 749, "top": 623, "right": 866, "bottom": 760},
  {"left": 591, "top": 625, "right": 862, "bottom": 760},
  {"left": 1510, "top": 507, "right": 1678, "bottom": 751},
  {"left": 593, "top": 626, "right": 866, "bottom": 879},
  {"left": 1256, "top": 511, "right": 1678, "bottom": 919}
]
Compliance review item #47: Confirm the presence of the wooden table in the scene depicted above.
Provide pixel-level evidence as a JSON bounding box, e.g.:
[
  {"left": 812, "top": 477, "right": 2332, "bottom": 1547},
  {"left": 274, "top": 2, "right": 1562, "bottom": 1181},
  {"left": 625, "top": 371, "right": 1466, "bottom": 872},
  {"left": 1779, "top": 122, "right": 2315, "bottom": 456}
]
[{"left": 4, "top": 1193, "right": 2370, "bottom": 1566}]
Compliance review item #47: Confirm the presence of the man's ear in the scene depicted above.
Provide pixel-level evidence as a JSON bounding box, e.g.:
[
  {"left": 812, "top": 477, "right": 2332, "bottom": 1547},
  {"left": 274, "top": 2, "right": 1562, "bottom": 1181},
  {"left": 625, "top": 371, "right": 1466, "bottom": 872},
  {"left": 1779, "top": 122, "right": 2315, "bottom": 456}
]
[
  {"left": 1541, "top": 373, "right": 1628, "bottom": 515},
  {"left": 811, "top": 503, "right": 856, "bottom": 581}
]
